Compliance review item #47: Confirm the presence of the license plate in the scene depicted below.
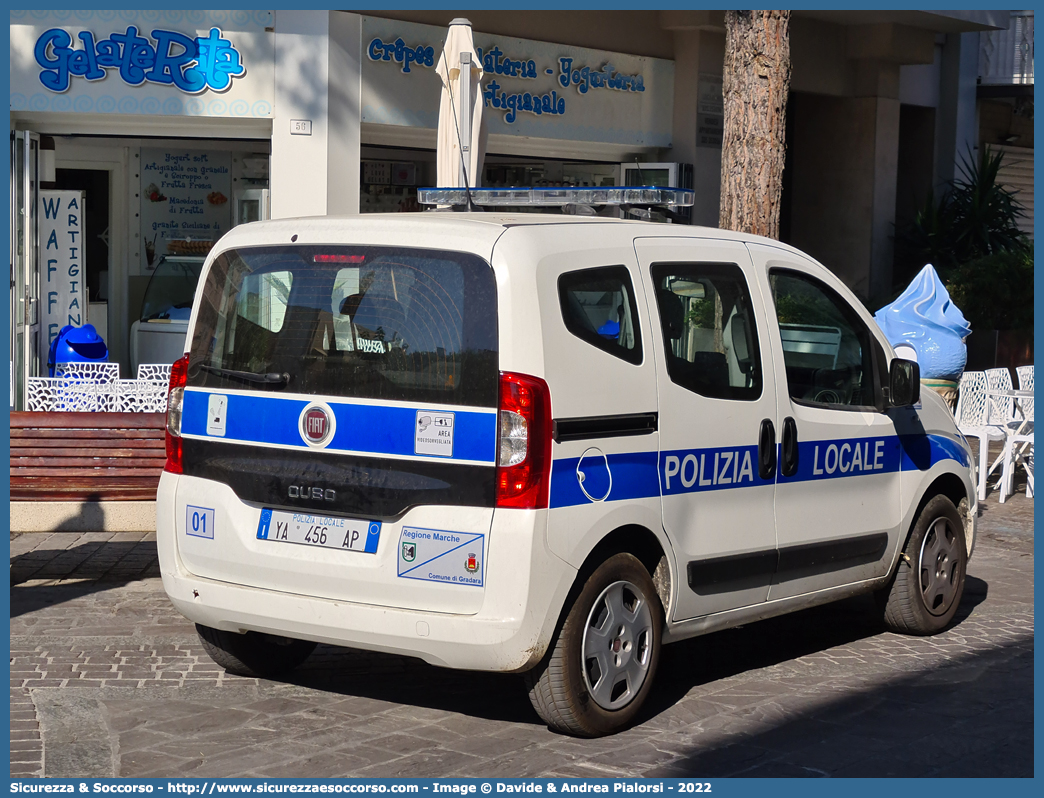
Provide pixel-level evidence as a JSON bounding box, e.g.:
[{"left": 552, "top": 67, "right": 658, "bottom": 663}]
[{"left": 257, "top": 509, "right": 381, "bottom": 554}]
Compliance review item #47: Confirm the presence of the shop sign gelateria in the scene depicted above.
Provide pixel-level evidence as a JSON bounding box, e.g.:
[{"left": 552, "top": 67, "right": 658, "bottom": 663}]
[
  {"left": 34, "top": 26, "right": 245, "bottom": 94},
  {"left": 10, "top": 11, "right": 273, "bottom": 118}
]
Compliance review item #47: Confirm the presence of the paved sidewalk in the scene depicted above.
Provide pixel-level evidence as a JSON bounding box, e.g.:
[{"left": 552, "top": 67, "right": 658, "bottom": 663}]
[{"left": 10, "top": 493, "right": 1033, "bottom": 779}]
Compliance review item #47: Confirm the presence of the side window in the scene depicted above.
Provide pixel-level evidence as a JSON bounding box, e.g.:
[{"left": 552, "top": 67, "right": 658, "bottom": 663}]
[
  {"left": 650, "top": 263, "right": 763, "bottom": 401},
  {"left": 558, "top": 266, "right": 642, "bottom": 365},
  {"left": 770, "top": 270, "right": 877, "bottom": 409}
]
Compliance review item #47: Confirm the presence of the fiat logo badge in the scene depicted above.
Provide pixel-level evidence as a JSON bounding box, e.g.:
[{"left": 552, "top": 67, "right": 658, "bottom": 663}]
[{"left": 300, "top": 405, "right": 334, "bottom": 446}]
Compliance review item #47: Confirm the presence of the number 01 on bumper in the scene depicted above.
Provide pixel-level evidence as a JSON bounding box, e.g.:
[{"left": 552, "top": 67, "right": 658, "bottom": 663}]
[{"left": 257, "top": 509, "right": 381, "bottom": 554}]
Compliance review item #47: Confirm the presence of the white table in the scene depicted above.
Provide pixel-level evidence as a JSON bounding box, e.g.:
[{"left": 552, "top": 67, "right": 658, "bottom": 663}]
[{"left": 988, "top": 389, "right": 1034, "bottom": 432}]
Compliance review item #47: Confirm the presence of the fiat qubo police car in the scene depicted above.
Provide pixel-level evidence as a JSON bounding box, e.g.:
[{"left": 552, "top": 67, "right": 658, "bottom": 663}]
[{"left": 158, "top": 198, "right": 976, "bottom": 737}]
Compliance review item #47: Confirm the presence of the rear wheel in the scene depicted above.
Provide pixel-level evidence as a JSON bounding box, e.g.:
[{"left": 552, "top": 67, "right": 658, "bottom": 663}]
[
  {"left": 525, "top": 553, "right": 663, "bottom": 737},
  {"left": 196, "top": 624, "right": 317, "bottom": 678},
  {"left": 881, "top": 495, "right": 967, "bottom": 635}
]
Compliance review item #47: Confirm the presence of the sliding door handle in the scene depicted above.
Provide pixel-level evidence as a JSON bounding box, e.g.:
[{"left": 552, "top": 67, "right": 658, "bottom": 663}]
[
  {"left": 781, "top": 416, "right": 798, "bottom": 477},
  {"left": 758, "top": 418, "right": 776, "bottom": 480}
]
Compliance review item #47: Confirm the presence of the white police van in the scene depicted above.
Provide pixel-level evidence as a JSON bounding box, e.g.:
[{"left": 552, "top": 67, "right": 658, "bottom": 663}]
[{"left": 157, "top": 188, "right": 976, "bottom": 737}]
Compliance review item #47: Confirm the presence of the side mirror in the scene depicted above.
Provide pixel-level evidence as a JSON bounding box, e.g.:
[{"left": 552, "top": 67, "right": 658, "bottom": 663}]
[{"left": 889, "top": 358, "right": 920, "bottom": 407}]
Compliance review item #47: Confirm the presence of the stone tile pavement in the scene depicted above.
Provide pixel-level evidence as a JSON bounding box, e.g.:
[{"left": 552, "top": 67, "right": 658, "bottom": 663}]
[{"left": 10, "top": 490, "right": 1033, "bottom": 779}]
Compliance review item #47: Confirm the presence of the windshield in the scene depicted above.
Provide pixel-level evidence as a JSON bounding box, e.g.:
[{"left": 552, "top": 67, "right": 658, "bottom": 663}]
[
  {"left": 187, "top": 245, "right": 499, "bottom": 407},
  {"left": 140, "top": 257, "right": 204, "bottom": 322}
]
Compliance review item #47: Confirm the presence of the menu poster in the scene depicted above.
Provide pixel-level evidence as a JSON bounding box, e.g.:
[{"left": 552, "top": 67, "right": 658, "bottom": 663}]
[{"left": 140, "top": 148, "right": 231, "bottom": 272}]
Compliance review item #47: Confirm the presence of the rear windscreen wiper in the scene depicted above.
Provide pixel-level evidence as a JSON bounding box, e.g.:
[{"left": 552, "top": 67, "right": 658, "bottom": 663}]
[{"left": 201, "top": 364, "right": 290, "bottom": 386}]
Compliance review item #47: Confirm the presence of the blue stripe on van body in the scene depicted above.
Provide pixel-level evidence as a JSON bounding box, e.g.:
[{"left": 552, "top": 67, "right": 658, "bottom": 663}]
[
  {"left": 898, "top": 433, "right": 972, "bottom": 472},
  {"left": 777, "top": 436, "right": 901, "bottom": 485},
  {"left": 777, "top": 434, "right": 970, "bottom": 485},
  {"left": 548, "top": 434, "right": 968, "bottom": 509},
  {"left": 659, "top": 444, "right": 771, "bottom": 496},
  {"left": 549, "top": 451, "right": 660, "bottom": 509},
  {"left": 181, "top": 389, "right": 497, "bottom": 464}
]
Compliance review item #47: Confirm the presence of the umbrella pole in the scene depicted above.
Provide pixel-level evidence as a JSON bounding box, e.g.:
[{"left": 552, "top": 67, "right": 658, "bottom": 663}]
[{"left": 458, "top": 51, "right": 472, "bottom": 189}]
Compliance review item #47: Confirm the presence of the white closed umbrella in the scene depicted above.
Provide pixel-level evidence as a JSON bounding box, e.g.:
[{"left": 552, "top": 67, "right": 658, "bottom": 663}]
[{"left": 436, "top": 18, "right": 487, "bottom": 189}]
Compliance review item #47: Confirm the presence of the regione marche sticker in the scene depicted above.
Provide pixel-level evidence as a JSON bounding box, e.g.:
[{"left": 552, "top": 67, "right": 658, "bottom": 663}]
[
  {"left": 398, "top": 527, "right": 484, "bottom": 587},
  {"left": 415, "top": 410, "right": 454, "bottom": 456}
]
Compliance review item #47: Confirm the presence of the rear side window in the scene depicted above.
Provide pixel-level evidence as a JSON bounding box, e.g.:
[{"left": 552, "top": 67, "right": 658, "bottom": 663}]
[
  {"left": 558, "top": 266, "right": 642, "bottom": 365},
  {"left": 651, "top": 262, "right": 763, "bottom": 401},
  {"left": 189, "top": 246, "right": 498, "bottom": 407}
]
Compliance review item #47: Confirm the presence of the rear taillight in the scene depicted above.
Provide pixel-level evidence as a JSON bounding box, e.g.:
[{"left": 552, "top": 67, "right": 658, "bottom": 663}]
[
  {"left": 496, "top": 371, "right": 552, "bottom": 509},
  {"left": 164, "top": 354, "right": 189, "bottom": 474}
]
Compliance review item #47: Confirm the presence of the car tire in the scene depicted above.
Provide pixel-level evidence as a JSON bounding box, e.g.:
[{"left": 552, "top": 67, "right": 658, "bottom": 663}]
[
  {"left": 524, "top": 553, "right": 663, "bottom": 737},
  {"left": 880, "top": 495, "right": 967, "bottom": 635},
  {"left": 196, "top": 623, "right": 318, "bottom": 678}
]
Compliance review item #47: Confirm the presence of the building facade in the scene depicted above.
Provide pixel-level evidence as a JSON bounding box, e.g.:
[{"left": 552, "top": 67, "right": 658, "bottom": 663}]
[{"left": 10, "top": 9, "right": 1022, "bottom": 409}]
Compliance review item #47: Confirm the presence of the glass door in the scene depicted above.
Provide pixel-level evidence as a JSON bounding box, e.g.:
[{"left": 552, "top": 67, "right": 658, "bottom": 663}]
[{"left": 10, "top": 130, "right": 40, "bottom": 410}]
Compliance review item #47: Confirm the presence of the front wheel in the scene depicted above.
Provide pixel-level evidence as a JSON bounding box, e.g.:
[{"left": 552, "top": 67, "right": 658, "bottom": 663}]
[
  {"left": 525, "top": 553, "right": 663, "bottom": 737},
  {"left": 880, "top": 495, "right": 967, "bottom": 635}
]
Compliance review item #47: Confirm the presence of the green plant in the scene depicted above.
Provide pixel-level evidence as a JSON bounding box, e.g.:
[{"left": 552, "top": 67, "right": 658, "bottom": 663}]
[
  {"left": 901, "top": 187, "right": 959, "bottom": 275},
  {"left": 898, "top": 146, "right": 1030, "bottom": 277},
  {"left": 945, "top": 245, "right": 1033, "bottom": 331},
  {"left": 686, "top": 297, "right": 716, "bottom": 328},
  {"left": 772, "top": 277, "right": 845, "bottom": 328},
  {"left": 948, "top": 147, "right": 1029, "bottom": 262}
]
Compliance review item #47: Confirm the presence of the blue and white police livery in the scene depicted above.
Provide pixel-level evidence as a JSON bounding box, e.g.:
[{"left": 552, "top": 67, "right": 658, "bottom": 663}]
[{"left": 156, "top": 207, "right": 977, "bottom": 737}]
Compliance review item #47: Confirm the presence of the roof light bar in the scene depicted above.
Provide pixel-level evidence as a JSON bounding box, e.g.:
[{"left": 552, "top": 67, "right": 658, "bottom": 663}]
[{"left": 417, "top": 186, "right": 695, "bottom": 208}]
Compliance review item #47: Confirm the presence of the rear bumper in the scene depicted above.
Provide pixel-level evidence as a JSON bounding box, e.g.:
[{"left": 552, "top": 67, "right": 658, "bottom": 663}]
[{"left": 156, "top": 473, "right": 577, "bottom": 671}]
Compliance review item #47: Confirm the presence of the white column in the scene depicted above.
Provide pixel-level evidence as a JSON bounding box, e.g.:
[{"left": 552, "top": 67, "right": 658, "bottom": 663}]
[
  {"left": 669, "top": 28, "right": 724, "bottom": 227},
  {"left": 327, "top": 12, "right": 362, "bottom": 216},
  {"left": 935, "top": 31, "right": 981, "bottom": 188},
  {"left": 869, "top": 96, "right": 901, "bottom": 302},
  {"left": 271, "top": 11, "right": 363, "bottom": 219}
]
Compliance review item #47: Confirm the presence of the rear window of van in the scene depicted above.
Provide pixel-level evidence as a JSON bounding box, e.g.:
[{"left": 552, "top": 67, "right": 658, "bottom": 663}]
[{"left": 187, "top": 246, "right": 499, "bottom": 407}]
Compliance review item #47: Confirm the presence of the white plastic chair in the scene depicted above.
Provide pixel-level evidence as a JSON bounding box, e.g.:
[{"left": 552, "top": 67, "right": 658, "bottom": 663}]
[
  {"left": 117, "top": 364, "right": 173, "bottom": 413},
  {"left": 137, "top": 363, "right": 173, "bottom": 383},
  {"left": 999, "top": 365, "right": 1034, "bottom": 503},
  {"left": 28, "top": 363, "right": 118, "bottom": 412},
  {"left": 955, "top": 371, "right": 1007, "bottom": 501},
  {"left": 54, "top": 361, "right": 120, "bottom": 382},
  {"left": 27, "top": 376, "right": 116, "bottom": 412},
  {"left": 984, "top": 367, "right": 1023, "bottom": 477},
  {"left": 1016, "top": 365, "right": 1033, "bottom": 422},
  {"left": 999, "top": 430, "right": 1034, "bottom": 503},
  {"left": 985, "top": 367, "right": 1015, "bottom": 427},
  {"left": 115, "top": 380, "right": 170, "bottom": 413}
]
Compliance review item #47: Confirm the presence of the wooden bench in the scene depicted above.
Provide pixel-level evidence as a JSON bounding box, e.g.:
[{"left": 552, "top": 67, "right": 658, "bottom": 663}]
[{"left": 10, "top": 412, "right": 166, "bottom": 502}]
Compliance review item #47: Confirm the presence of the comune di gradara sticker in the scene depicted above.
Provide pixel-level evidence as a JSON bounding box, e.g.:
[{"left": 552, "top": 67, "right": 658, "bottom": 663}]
[{"left": 397, "top": 526, "right": 484, "bottom": 587}]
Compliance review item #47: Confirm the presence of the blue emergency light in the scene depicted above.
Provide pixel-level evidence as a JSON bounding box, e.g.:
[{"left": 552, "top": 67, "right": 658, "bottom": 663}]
[{"left": 417, "top": 186, "right": 695, "bottom": 207}]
